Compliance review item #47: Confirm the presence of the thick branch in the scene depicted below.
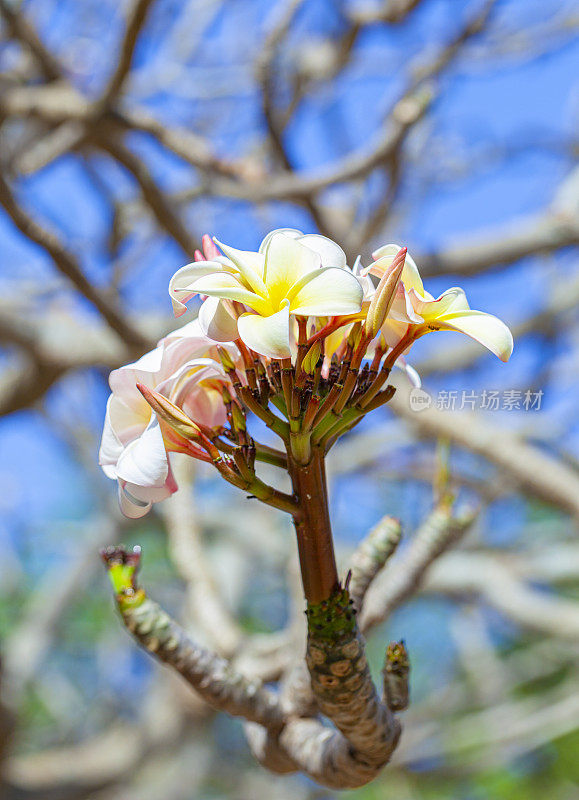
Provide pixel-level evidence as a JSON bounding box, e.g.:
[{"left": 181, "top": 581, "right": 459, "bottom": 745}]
[
  {"left": 348, "top": 515, "right": 402, "bottom": 612},
  {"left": 102, "top": 548, "right": 283, "bottom": 730},
  {"left": 361, "top": 503, "right": 477, "bottom": 633}
]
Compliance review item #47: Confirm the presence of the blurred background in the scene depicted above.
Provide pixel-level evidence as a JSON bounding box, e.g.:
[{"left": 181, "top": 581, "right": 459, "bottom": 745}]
[{"left": 1, "top": 0, "right": 579, "bottom": 798}]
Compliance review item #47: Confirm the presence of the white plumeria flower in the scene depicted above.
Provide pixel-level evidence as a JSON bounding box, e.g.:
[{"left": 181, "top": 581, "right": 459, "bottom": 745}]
[
  {"left": 169, "top": 230, "right": 364, "bottom": 359},
  {"left": 369, "top": 244, "right": 514, "bottom": 362},
  {"left": 99, "top": 320, "right": 234, "bottom": 518}
]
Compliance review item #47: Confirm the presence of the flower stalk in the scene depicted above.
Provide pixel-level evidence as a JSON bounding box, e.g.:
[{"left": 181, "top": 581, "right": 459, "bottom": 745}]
[{"left": 100, "top": 228, "right": 513, "bottom": 788}]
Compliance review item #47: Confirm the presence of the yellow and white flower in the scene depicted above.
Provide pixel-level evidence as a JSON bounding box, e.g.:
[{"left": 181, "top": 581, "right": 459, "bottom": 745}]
[
  {"left": 169, "top": 230, "right": 364, "bottom": 359},
  {"left": 369, "top": 244, "right": 514, "bottom": 362}
]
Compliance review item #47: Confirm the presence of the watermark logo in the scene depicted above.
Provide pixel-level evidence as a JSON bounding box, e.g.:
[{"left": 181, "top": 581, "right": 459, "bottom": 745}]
[
  {"left": 409, "top": 388, "right": 433, "bottom": 412},
  {"left": 408, "top": 388, "right": 544, "bottom": 413}
]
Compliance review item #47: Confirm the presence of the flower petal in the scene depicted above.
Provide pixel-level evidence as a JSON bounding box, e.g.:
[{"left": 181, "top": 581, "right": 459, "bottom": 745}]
[
  {"left": 263, "top": 233, "right": 322, "bottom": 307},
  {"left": 259, "top": 228, "right": 303, "bottom": 253},
  {"left": 435, "top": 310, "right": 514, "bottom": 362},
  {"left": 198, "top": 296, "right": 239, "bottom": 341},
  {"left": 289, "top": 267, "right": 363, "bottom": 316},
  {"left": 411, "top": 286, "right": 467, "bottom": 319},
  {"left": 168, "top": 261, "right": 225, "bottom": 316},
  {"left": 115, "top": 419, "right": 170, "bottom": 489},
  {"left": 118, "top": 483, "right": 152, "bottom": 518},
  {"left": 389, "top": 282, "right": 424, "bottom": 324},
  {"left": 371, "top": 244, "right": 424, "bottom": 296},
  {"left": 213, "top": 238, "right": 267, "bottom": 296},
  {"left": 192, "top": 273, "right": 271, "bottom": 315},
  {"left": 237, "top": 304, "right": 291, "bottom": 359},
  {"left": 394, "top": 357, "right": 422, "bottom": 388},
  {"left": 297, "top": 234, "right": 347, "bottom": 269},
  {"left": 99, "top": 398, "right": 124, "bottom": 471}
]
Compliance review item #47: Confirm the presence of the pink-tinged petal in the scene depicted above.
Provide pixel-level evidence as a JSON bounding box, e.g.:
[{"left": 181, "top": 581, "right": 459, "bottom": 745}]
[
  {"left": 263, "top": 233, "right": 322, "bottom": 305},
  {"left": 115, "top": 419, "right": 170, "bottom": 489},
  {"left": 213, "top": 238, "right": 267, "bottom": 296},
  {"left": 182, "top": 385, "right": 228, "bottom": 429},
  {"left": 435, "top": 310, "right": 514, "bottom": 362},
  {"left": 202, "top": 233, "right": 221, "bottom": 261},
  {"left": 288, "top": 267, "right": 363, "bottom": 316},
  {"left": 237, "top": 304, "right": 291, "bottom": 359},
  {"left": 371, "top": 244, "right": 424, "bottom": 296},
  {"left": 164, "top": 359, "right": 225, "bottom": 408},
  {"left": 198, "top": 296, "right": 239, "bottom": 342},
  {"left": 297, "top": 234, "right": 347, "bottom": 269},
  {"left": 168, "top": 261, "right": 225, "bottom": 317},
  {"left": 109, "top": 346, "right": 165, "bottom": 399},
  {"left": 194, "top": 249, "right": 204, "bottom": 262},
  {"left": 381, "top": 318, "right": 411, "bottom": 350},
  {"left": 107, "top": 395, "right": 150, "bottom": 443},
  {"left": 191, "top": 273, "right": 271, "bottom": 315},
  {"left": 160, "top": 318, "right": 205, "bottom": 345}
]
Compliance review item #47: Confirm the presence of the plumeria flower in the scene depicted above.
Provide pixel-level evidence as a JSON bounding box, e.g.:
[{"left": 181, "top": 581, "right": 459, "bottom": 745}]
[
  {"left": 99, "top": 321, "right": 235, "bottom": 518},
  {"left": 368, "top": 244, "right": 514, "bottom": 362},
  {"left": 169, "top": 230, "right": 364, "bottom": 359}
]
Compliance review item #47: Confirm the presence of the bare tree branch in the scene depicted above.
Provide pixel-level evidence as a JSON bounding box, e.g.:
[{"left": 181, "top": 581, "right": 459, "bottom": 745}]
[
  {"left": 100, "top": 0, "right": 157, "bottom": 106},
  {"left": 0, "top": 172, "right": 151, "bottom": 352}
]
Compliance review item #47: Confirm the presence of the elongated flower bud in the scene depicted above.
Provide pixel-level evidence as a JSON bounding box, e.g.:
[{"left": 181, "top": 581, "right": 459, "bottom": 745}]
[
  {"left": 365, "top": 247, "right": 407, "bottom": 338},
  {"left": 217, "top": 346, "right": 236, "bottom": 373},
  {"left": 230, "top": 401, "right": 247, "bottom": 432},
  {"left": 137, "top": 383, "right": 203, "bottom": 441},
  {"left": 302, "top": 340, "right": 322, "bottom": 374}
]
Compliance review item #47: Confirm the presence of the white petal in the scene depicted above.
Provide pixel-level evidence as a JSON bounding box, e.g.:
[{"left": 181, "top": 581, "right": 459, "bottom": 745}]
[
  {"left": 198, "top": 296, "right": 239, "bottom": 341},
  {"left": 213, "top": 239, "right": 267, "bottom": 296},
  {"left": 414, "top": 286, "right": 469, "bottom": 319},
  {"left": 263, "top": 233, "right": 322, "bottom": 305},
  {"left": 107, "top": 395, "right": 150, "bottom": 445},
  {"left": 108, "top": 346, "right": 165, "bottom": 402},
  {"left": 115, "top": 419, "right": 170, "bottom": 489},
  {"left": 394, "top": 357, "right": 422, "bottom": 388},
  {"left": 237, "top": 304, "right": 291, "bottom": 359},
  {"left": 118, "top": 483, "right": 152, "bottom": 518},
  {"left": 259, "top": 228, "right": 303, "bottom": 253},
  {"left": 297, "top": 234, "right": 347, "bottom": 269},
  {"left": 434, "top": 286, "right": 470, "bottom": 313},
  {"left": 390, "top": 283, "right": 423, "bottom": 324},
  {"left": 99, "top": 397, "right": 125, "bottom": 470},
  {"left": 168, "top": 261, "right": 225, "bottom": 317},
  {"left": 436, "top": 310, "right": 514, "bottom": 362},
  {"left": 289, "top": 267, "right": 363, "bottom": 316},
  {"left": 160, "top": 318, "right": 204, "bottom": 345},
  {"left": 371, "top": 244, "right": 423, "bottom": 296},
  {"left": 192, "top": 273, "right": 271, "bottom": 315}
]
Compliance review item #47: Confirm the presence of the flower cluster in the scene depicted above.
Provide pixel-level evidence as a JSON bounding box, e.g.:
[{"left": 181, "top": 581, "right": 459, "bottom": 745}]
[{"left": 100, "top": 229, "right": 513, "bottom": 517}]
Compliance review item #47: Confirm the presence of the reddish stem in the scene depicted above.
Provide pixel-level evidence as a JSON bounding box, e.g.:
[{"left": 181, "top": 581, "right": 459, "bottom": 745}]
[{"left": 288, "top": 448, "right": 339, "bottom": 604}]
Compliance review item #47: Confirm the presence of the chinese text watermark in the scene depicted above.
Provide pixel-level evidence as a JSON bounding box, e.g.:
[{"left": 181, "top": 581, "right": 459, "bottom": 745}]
[{"left": 408, "top": 388, "right": 544, "bottom": 413}]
